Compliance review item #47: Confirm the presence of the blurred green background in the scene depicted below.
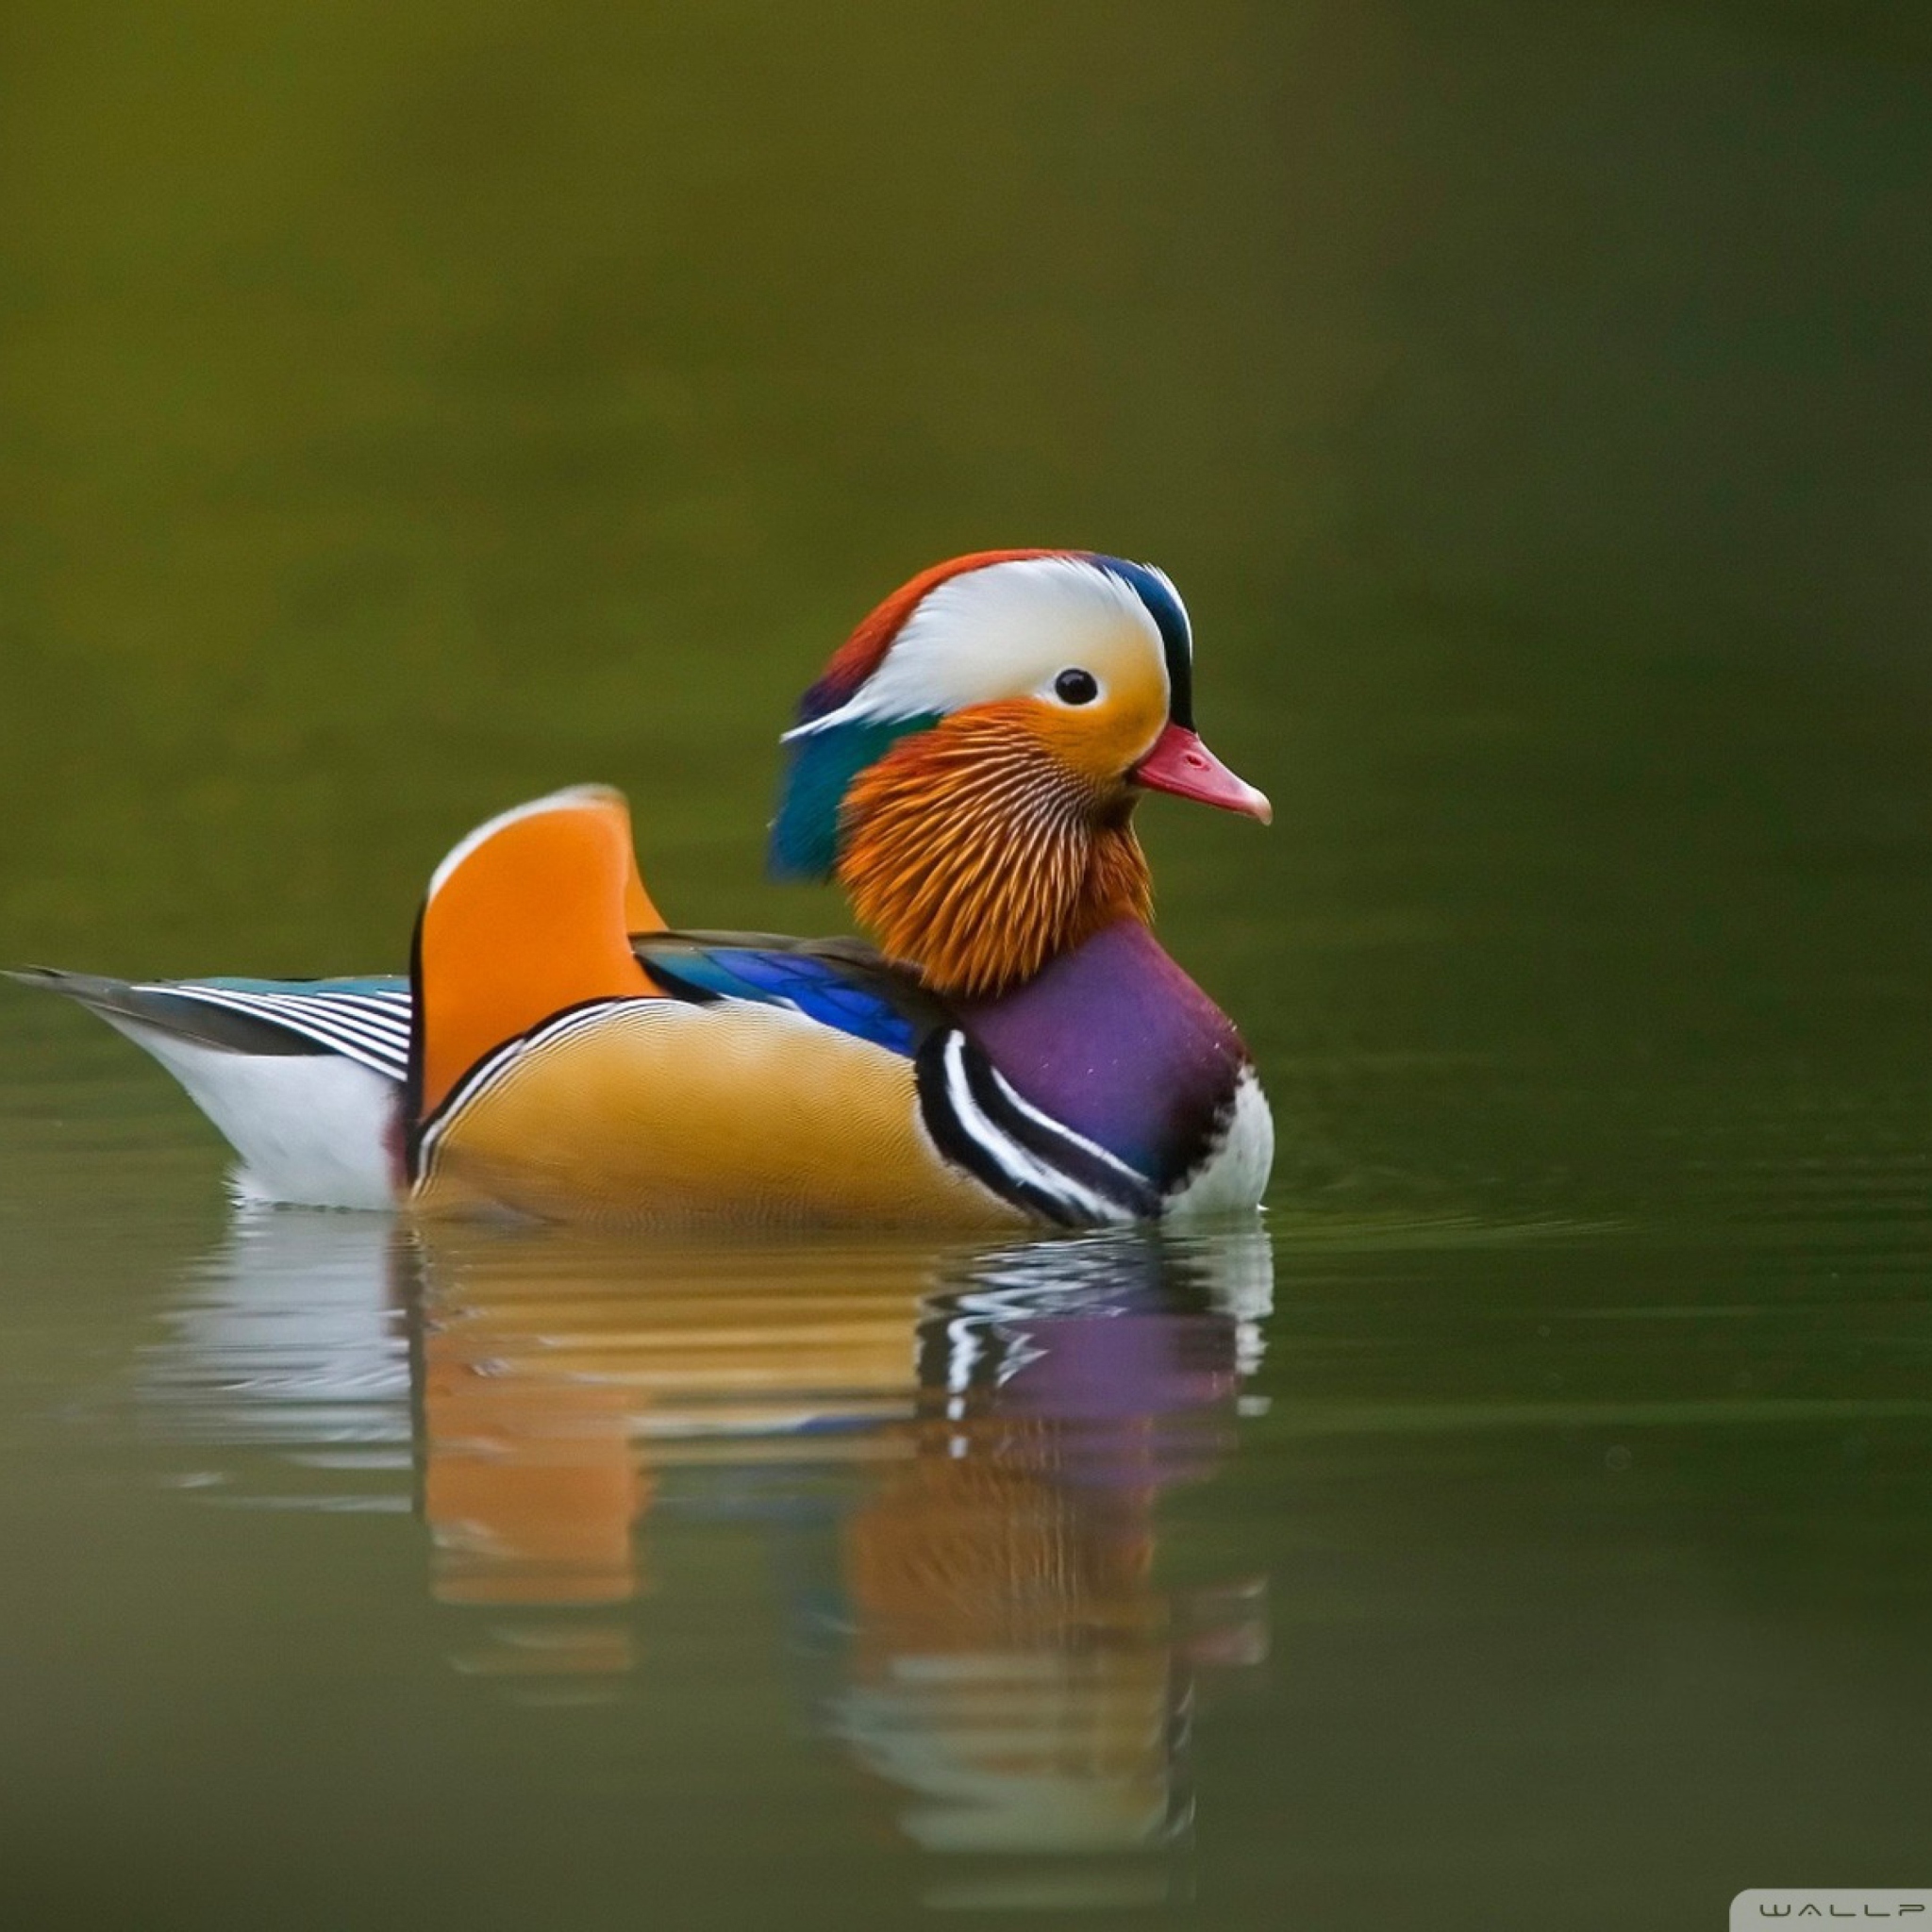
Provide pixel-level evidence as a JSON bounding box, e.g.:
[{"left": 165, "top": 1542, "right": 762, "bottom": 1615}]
[
  {"left": 7, "top": 0, "right": 1932, "bottom": 1215},
  {"left": 0, "top": 8, "right": 1923, "bottom": 919}
]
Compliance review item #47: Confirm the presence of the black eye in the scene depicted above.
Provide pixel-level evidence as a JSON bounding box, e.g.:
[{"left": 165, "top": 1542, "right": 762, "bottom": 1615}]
[{"left": 1054, "top": 668, "right": 1099, "bottom": 706}]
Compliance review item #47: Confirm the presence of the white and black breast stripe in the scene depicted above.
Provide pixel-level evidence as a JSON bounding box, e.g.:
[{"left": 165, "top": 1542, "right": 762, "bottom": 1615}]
[
  {"left": 144, "top": 984, "right": 413, "bottom": 1081},
  {"left": 915, "top": 1030, "right": 1160, "bottom": 1227}
]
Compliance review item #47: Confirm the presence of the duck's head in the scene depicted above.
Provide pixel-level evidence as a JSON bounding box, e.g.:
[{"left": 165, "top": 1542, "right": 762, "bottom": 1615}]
[{"left": 769, "top": 550, "right": 1270, "bottom": 998}]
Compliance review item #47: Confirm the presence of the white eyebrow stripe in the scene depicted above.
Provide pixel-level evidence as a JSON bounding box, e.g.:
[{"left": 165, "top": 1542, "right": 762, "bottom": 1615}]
[
  {"left": 781, "top": 699, "right": 878, "bottom": 741},
  {"left": 783, "top": 556, "right": 1168, "bottom": 739}
]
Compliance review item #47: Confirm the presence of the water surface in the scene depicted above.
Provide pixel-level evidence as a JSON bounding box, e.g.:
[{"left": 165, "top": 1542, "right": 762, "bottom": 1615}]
[{"left": 4, "top": 4, "right": 1932, "bottom": 1926}]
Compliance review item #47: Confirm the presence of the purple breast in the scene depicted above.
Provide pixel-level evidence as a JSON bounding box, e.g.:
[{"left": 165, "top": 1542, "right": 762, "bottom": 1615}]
[{"left": 955, "top": 920, "right": 1249, "bottom": 1188}]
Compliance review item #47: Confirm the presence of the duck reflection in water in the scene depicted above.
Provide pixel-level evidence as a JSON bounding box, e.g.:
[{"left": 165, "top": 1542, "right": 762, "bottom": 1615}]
[
  {"left": 831, "top": 1240, "right": 1270, "bottom": 1876},
  {"left": 144, "top": 1214, "right": 1273, "bottom": 1889}
]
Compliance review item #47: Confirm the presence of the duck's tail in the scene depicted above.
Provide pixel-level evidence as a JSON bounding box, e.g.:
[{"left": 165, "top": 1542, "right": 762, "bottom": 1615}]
[
  {"left": 10, "top": 967, "right": 409, "bottom": 1208},
  {"left": 11, "top": 786, "right": 671, "bottom": 1213},
  {"left": 407, "top": 786, "right": 667, "bottom": 1155}
]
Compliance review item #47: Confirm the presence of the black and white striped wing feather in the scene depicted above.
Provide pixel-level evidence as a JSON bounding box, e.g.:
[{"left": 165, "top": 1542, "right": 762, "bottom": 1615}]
[{"left": 130, "top": 982, "right": 413, "bottom": 1081}]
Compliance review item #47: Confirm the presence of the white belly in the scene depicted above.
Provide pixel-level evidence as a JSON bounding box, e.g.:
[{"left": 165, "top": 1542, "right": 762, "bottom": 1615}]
[{"left": 100, "top": 1015, "right": 400, "bottom": 1210}]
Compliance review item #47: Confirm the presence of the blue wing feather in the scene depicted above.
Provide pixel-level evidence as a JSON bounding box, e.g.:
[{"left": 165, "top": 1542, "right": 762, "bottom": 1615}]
[{"left": 642, "top": 946, "right": 920, "bottom": 1057}]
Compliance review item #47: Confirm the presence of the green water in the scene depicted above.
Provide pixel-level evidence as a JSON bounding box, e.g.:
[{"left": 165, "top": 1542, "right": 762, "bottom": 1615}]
[{"left": 5, "top": 4, "right": 1932, "bottom": 1926}]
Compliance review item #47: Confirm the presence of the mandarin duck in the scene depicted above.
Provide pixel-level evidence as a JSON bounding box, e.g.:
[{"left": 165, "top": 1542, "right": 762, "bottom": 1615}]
[{"left": 19, "top": 550, "right": 1274, "bottom": 1227}]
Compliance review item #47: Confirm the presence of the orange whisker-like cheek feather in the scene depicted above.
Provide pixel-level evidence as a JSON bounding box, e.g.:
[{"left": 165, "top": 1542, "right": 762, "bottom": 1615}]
[{"left": 838, "top": 710, "right": 1154, "bottom": 997}]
